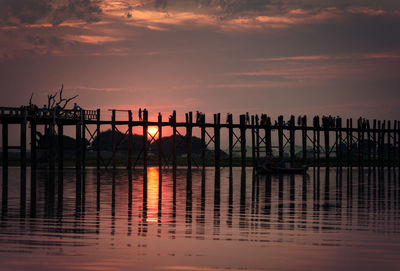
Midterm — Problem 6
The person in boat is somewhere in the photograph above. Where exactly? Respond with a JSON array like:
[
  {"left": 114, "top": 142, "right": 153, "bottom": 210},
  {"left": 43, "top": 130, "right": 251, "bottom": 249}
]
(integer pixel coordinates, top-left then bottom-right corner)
[
  {"left": 263, "top": 151, "right": 279, "bottom": 168},
  {"left": 276, "top": 160, "right": 285, "bottom": 168},
  {"left": 262, "top": 152, "right": 287, "bottom": 169}
]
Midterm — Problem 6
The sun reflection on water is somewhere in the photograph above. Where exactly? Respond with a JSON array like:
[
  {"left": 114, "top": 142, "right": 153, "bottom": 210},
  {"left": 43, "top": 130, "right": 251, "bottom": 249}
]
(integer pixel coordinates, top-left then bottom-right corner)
[{"left": 146, "top": 167, "right": 159, "bottom": 222}]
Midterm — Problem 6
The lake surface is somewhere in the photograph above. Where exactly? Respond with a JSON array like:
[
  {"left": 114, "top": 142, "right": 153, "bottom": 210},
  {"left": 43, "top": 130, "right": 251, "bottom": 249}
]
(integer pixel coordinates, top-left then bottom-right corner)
[{"left": 0, "top": 166, "right": 400, "bottom": 271}]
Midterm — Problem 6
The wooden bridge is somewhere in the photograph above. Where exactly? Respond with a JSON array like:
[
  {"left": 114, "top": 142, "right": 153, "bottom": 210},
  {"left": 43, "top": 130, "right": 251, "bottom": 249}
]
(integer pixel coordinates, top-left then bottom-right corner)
[{"left": 1, "top": 106, "right": 399, "bottom": 175}]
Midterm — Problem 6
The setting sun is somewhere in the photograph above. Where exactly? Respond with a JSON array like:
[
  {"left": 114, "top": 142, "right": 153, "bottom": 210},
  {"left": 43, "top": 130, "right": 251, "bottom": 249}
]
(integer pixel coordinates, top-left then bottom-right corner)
[{"left": 147, "top": 126, "right": 159, "bottom": 137}]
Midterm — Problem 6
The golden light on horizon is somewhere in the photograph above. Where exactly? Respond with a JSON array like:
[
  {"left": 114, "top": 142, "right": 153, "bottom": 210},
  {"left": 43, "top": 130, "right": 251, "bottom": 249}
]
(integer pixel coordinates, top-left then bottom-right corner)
[{"left": 147, "top": 126, "right": 159, "bottom": 138}]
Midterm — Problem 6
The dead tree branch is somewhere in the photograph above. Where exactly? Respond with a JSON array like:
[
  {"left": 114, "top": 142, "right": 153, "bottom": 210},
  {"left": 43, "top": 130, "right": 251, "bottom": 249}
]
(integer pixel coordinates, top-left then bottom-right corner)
[
  {"left": 45, "top": 84, "right": 79, "bottom": 110},
  {"left": 29, "top": 93, "right": 34, "bottom": 106}
]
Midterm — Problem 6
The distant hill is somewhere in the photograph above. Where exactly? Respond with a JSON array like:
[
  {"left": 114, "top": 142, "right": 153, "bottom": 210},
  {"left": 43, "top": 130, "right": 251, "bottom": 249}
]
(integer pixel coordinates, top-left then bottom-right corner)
[
  {"left": 37, "top": 132, "right": 88, "bottom": 150},
  {"left": 91, "top": 130, "right": 143, "bottom": 152},
  {"left": 91, "top": 130, "right": 227, "bottom": 157}
]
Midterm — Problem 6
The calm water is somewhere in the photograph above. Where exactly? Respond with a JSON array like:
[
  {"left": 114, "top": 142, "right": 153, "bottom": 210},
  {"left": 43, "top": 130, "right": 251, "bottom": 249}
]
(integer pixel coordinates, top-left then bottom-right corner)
[{"left": 1, "top": 166, "right": 400, "bottom": 271}]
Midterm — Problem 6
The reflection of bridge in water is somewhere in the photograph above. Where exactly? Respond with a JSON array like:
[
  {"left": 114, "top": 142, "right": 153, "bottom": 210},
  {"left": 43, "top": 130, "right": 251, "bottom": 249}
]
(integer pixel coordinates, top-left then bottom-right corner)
[{"left": 1, "top": 166, "right": 399, "bottom": 245}]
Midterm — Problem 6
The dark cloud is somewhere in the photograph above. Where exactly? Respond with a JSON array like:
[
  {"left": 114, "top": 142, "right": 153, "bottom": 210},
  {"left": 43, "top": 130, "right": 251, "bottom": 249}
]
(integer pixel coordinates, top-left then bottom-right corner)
[
  {"left": 0, "top": 0, "right": 52, "bottom": 25},
  {"left": 0, "top": 0, "right": 102, "bottom": 27},
  {"left": 25, "top": 34, "right": 64, "bottom": 48},
  {"left": 51, "top": 0, "right": 102, "bottom": 25},
  {"left": 194, "top": 0, "right": 400, "bottom": 18},
  {"left": 25, "top": 35, "right": 47, "bottom": 46},
  {"left": 154, "top": 0, "right": 168, "bottom": 10}
]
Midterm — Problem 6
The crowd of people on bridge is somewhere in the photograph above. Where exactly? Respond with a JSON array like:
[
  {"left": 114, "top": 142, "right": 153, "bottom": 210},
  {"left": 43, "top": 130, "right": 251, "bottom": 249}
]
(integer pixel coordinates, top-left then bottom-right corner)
[{"left": 23, "top": 102, "right": 82, "bottom": 118}]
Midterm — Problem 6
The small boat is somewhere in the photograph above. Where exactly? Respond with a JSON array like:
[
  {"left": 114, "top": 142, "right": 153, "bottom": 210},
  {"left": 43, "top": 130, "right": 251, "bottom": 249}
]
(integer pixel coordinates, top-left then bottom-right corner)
[{"left": 257, "top": 164, "right": 309, "bottom": 174}]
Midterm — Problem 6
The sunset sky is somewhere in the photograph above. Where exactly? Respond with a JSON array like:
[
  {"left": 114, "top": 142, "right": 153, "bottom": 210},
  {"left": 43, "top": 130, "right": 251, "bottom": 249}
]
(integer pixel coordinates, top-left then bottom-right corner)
[{"left": 1, "top": 0, "right": 400, "bottom": 121}]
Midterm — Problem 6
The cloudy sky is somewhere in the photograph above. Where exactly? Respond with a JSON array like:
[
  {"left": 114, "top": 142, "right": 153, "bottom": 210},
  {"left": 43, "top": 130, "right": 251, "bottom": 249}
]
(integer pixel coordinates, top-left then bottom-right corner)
[{"left": 1, "top": 0, "right": 400, "bottom": 121}]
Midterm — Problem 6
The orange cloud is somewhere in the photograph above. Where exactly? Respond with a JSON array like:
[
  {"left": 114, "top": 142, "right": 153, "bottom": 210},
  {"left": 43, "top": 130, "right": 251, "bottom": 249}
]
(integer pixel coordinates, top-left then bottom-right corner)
[{"left": 65, "top": 35, "right": 123, "bottom": 44}]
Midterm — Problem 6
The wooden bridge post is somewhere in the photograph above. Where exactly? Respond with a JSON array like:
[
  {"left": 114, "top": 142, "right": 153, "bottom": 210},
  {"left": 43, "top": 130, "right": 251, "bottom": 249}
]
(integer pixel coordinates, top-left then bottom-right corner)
[
  {"left": 323, "top": 117, "right": 330, "bottom": 167},
  {"left": 377, "top": 121, "right": 382, "bottom": 167},
  {"left": 201, "top": 113, "right": 206, "bottom": 168},
  {"left": 365, "top": 120, "right": 370, "bottom": 166},
  {"left": 256, "top": 115, "right": 260, "bottom": 161},
  {"left": 397, "top": 121, "right": 400, "bottom": 168},
  {"left": 278, "top": 115, "right": 284, "bottom": 161},
  {"left": 387, "top": 120, "right": 392, "bottom": 167},
  {"left": 186, "top": 112, "right": 193, "bottom": 170},
  {"left": 392, "top": 121, "right": 397, "bottom": 168},
  {"left": 302, "top": 116, "right": 307, "bottom": 163},
  {"left": 227, "top": 114, "right": 233, "bottom": 167},
  {"left": 312, "top": 117, "right": 317, "bottom": 167},
  {"left": 57, "top": 118, "right": 64, "bottom": 211},
  {"left": 48, "top": 111, "right": 56, "bottom": 207},
  {"left": 240, "top": 114, "right": 246, "bottom": 168},
  {"left": 313, "top": 116, "right": 320, "bottom": 167},
  {"left": 158, "top": 113, "right": 162, "bottom": 168},
  {"left": 372, "top": 120, "right": 377, "bottom": 167},
  {"left": 81, "top": 110, "right": 86, "bottom": 171},
  {"left": 339, "top": 118, "right": 344, "bottom": 166},
  {"left": 334, "top": 118, "right": 338, "bottom": 166},
  {"left": 345, "top": 119, "right": 349, "bottom": 166},
  {"left": 96, "top": 109, "right": 101, "bottom": 171},
  {"left": 357, "top": 118, "right": 362, "bottom": 167},
  {"left": 263, "top": 114, "right": 272, "bottom": 159},
  {"left": 172, "top": 110, "right": 177, "bottom": 170},
  {"left": 396, "top": 121, "right": 399, "bottom": 166},
  {"left": 20, "top": 108, "right": 27, "bottom": 210},
  {"left": 128, "top": 110, "right": 133, "bottom": 169},
  {"left": 76, "top": 112, "right": 82, "bottom": 171},
  {"left": 30, "top": 120, "right": 37, "bottom": 208},
  {"left": 21, "top": 109, "right": 27, "bottom": 171},
  {"left": 143, "top": 109, "right": 148, "bottom": 169},
  {"left": 336, "top": 118, "right": 342, "bottom": 166},
  {"left": 265, "top": 116, "right": 271, "bottom": 159},
  {"left": 289, "top": 115, "right": 295, "bottom": 165},
  {"left": 58, "top": 120, "right": 64, "bottom": 171},
  {"left": 382, "top": 121, "right": 386, "bottom": 166},
  {"left": 316, "top": 116, "right": 321, "bottom": 167},
  {"left": 350, "top": 118, "right": 354, "bottom": 167},
  {"left": 76, "top": 110, "right": 83, "bottom": 175},
  {"left": 362, "top": 119, "right": 366, "bottom": 167},
  {"left": 2, "top": 121, "right": 8, "bottom": 209},
  {"left": 347, "top": 119, "right": 352, "bottom": 167},
  {"left": 30, "top": 121, "right": 37, "bottom": 171},
  {"left": 49, "top": 110, "right": 56, "bottom": 172},
  {"left": 75, "top": 110, "right": 82, "bottom": 199},
  {"left": 111, "top": 109, "right": 116, "bottom": 170},
  {"left": 251, "top": 115, "right": 256, "bottom": 167},
  {"left": 214, "top": 113, "right": 221, "bottom": 169}
]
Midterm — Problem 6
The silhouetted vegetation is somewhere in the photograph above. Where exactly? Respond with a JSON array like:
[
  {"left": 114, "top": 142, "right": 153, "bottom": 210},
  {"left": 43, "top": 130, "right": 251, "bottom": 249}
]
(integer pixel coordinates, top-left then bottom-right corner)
[{"left": 90, "top": 129, "right": 227, "bottom": 157}]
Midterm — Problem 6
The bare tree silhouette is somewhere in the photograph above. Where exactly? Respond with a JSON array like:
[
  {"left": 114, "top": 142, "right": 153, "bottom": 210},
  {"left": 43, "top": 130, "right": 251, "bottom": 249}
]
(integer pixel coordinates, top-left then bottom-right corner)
[
  {"left": 29, "top": 84, "right": 80, "bottom": 164},
  {"left": 46, "top": 84, "right": 79, "bottom": 110}
]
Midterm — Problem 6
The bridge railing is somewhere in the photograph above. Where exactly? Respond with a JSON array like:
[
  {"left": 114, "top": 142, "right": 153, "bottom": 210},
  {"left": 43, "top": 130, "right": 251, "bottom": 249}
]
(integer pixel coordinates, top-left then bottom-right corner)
[
  {"left": 0, "top": 107, "right": 98, "bottom": 121},
  {"left": 0, "top": 107, "right": 25, "bottom": 117},
  {"left": 84, "top": 110, "right": 98, "bottom": 121}
]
